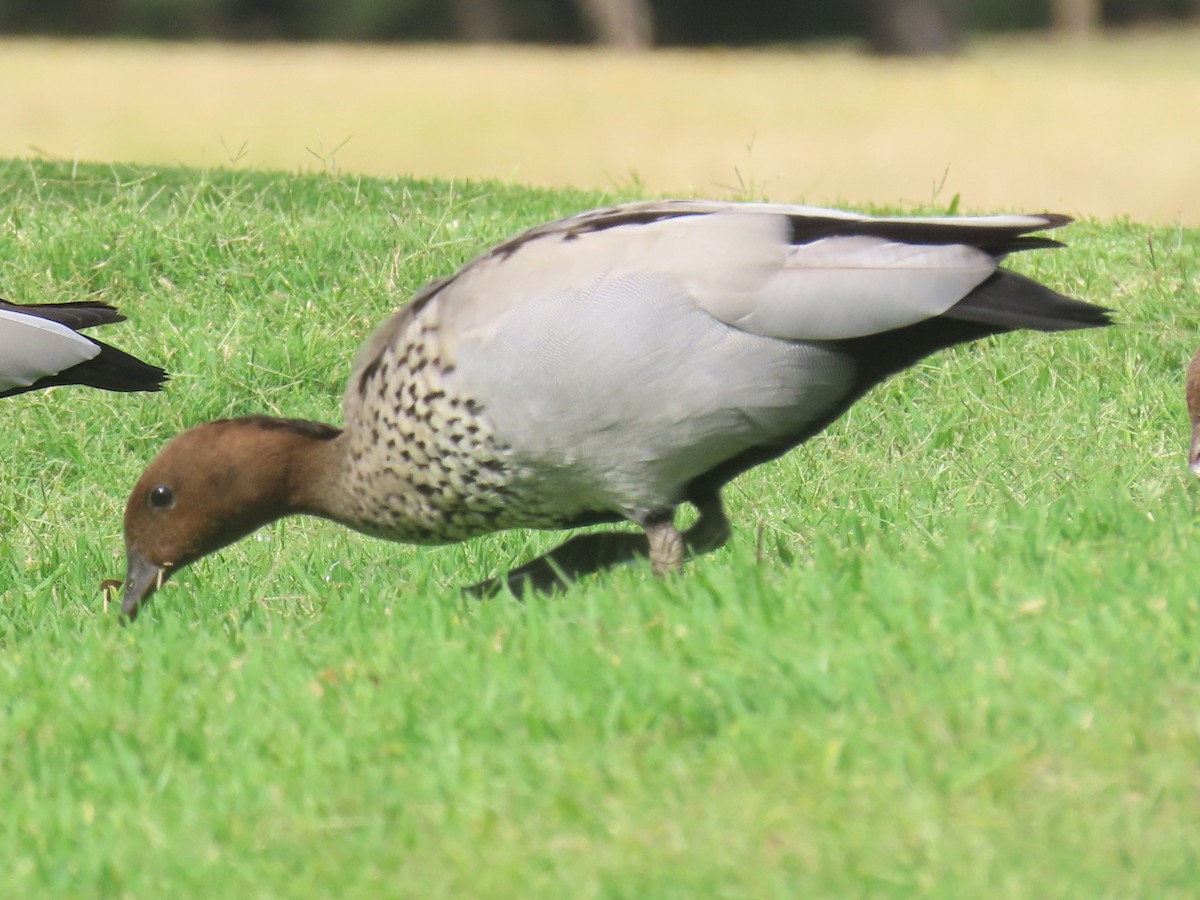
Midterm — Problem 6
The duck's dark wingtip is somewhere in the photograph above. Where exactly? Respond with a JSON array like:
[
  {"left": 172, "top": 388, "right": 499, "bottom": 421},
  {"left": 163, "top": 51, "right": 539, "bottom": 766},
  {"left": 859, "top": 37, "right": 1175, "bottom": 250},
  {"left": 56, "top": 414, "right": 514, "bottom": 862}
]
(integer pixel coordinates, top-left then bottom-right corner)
[
  {"left": 139, "top": 367, "right": 171, "bottom": 393},
  {"left": 98, "top": 357, "right": 171, "bottom": 394},
  {"left": 27, "top": 343, "right": 169, "bottom": 396},
  {"left": 1033, "top": 212, "right": 1075, "bottom": 230},
  {"left": 0, "top": 298, "right": 128, "bottom": 330}
]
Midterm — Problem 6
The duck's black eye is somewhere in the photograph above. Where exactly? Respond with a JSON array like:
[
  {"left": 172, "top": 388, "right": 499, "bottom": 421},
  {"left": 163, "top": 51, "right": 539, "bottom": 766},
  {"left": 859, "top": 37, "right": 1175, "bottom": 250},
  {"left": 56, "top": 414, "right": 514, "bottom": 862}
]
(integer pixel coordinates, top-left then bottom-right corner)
[{"left": 148, "top": 485, "right": 176, "bottom": 511}]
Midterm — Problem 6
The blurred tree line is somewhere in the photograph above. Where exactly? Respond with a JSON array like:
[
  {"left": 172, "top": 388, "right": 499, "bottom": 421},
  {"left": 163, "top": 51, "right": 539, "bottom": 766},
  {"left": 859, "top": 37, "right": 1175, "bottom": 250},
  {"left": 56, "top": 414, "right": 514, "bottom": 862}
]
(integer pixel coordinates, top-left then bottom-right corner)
[{"left": 0, "top": 0, "right": 1196, "bottom": 48}]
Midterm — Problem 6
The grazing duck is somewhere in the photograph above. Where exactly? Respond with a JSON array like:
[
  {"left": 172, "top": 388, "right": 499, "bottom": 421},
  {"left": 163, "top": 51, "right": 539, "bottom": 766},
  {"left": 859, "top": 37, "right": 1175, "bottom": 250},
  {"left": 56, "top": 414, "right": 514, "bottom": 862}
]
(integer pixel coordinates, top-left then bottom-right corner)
[
  {"left": 1, "top": 298, "right": 167, "bottom": 398},
  {"left": 1189, "top": 347, "right": 1200, "bottom": 476},
  {"left": 119, "top": 201, "right": 1112, "bottom": 619}
]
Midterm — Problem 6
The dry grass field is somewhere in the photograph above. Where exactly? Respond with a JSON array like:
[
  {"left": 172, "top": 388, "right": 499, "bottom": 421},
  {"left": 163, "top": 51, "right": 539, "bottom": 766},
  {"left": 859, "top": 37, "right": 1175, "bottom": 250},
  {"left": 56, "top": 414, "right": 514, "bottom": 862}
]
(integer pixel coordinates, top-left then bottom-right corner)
[{"left": 1, "top": 29, "right": 1197, "bottom": 223}]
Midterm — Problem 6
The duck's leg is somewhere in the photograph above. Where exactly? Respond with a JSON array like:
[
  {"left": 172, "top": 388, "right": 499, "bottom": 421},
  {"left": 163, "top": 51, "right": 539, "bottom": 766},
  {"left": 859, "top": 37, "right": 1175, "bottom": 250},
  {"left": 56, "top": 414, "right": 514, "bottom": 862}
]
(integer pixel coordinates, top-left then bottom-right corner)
[
  {"left": 643, "top": 491, "right": 733, "bottom": 570},
  {"left": 682, "top": 490, "right": 731, "bottom": 556},
  {"left": 464, "top": 491, "right": 732, "bottom": 598},
  {"left": 644, "top": 511, "right": 685, "bottom": 577}
]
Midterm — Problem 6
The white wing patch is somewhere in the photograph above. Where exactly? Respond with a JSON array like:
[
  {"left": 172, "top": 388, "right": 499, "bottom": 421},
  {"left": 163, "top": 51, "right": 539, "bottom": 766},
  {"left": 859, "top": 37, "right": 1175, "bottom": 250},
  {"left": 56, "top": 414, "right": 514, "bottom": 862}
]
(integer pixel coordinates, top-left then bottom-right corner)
[{"left": 0, "top": 309, "right": 99, "bottom": 392}]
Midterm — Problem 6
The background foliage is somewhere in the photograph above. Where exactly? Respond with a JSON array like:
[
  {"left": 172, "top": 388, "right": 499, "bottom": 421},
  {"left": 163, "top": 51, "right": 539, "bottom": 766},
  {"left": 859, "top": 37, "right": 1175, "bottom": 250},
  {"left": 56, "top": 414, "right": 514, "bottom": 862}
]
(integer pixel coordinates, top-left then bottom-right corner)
[{"left": 0, "top": 0, "right": 1196, "bottom": 43}]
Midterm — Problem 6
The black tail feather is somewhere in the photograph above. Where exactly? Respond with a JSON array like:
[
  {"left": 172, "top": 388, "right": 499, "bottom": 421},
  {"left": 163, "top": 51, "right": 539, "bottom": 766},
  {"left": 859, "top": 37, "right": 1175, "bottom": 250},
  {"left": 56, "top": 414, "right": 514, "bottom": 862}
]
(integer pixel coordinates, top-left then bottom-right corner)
[
  {"left": 944, "top": 270, "right": 1114, "bottom": 332},
  {"left": 66, "top": 340, "right": 170, "bottom": 393},
  {"left": 837, "top": 269, "right": 1111, "bottom": 395}
]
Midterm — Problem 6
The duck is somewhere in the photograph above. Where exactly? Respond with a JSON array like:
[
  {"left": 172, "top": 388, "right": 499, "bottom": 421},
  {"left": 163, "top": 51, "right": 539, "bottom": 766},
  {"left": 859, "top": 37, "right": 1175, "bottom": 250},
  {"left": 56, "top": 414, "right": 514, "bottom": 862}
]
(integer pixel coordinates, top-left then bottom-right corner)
[
  {"left": 1189, "top": 347, "right": 1200, "bottom": 476},
  {"left": 119, "top": 200, "right": 1113, "bottom": 619},
  {"left": 1, "top": 298, "right": 167, "bottom": 398}
]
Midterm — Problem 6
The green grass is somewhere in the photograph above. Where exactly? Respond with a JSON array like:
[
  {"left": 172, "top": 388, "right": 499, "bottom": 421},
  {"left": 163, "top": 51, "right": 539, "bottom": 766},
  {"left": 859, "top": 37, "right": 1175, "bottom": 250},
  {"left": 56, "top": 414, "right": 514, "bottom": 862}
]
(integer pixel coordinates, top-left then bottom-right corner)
[{"left": 2, "top": 158, "right": 1199, "bottom": 897}]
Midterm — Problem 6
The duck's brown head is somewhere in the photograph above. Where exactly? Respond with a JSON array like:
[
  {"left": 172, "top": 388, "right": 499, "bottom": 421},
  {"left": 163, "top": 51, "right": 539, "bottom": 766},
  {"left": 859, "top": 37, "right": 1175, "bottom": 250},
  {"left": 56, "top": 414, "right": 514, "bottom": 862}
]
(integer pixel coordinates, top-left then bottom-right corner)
[
  {"left": 121, "top": 416, "right": 342, "bottom": 621},
  {"left": 1189, "top": 348, "right": 1200, "bottom": 477}
]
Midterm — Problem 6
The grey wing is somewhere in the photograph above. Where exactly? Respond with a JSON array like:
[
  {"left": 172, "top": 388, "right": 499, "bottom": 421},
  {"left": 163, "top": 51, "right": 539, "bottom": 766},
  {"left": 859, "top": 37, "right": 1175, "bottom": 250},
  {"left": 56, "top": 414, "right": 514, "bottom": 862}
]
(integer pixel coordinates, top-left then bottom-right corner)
[{"left": 435, "top": 201, "right": 1055, "bottom": 344}]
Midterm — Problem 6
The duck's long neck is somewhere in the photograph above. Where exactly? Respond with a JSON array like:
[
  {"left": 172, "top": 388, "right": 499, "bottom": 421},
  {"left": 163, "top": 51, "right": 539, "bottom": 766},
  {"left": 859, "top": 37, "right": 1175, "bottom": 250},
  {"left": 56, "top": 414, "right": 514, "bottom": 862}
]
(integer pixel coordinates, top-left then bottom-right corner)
[{"left": 284, "top": 427, "right": 356, "bottom": 523}]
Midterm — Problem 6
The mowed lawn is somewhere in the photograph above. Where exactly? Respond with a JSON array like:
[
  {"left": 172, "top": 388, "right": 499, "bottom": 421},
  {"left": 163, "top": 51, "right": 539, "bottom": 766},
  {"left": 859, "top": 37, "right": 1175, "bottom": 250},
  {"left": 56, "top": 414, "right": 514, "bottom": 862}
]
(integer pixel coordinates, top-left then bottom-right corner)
[
  {"left": 1, "top": 158, "right": 1199, "bottom": 896},
  {"left": 2, "top": 29, "right": 1200, "bottom": 224}
]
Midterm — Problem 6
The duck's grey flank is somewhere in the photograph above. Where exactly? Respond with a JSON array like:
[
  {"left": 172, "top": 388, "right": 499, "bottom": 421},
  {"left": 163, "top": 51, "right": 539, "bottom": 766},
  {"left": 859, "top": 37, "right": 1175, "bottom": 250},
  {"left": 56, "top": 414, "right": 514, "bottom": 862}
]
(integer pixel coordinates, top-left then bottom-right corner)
[{"left": 336, "top": 202, "right": 1108, "bottom": 552}]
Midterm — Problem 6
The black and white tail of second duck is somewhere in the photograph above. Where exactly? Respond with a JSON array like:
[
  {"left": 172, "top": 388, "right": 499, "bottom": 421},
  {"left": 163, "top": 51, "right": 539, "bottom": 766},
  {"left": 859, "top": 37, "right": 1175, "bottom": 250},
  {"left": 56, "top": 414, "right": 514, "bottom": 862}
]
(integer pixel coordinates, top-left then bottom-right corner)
[
  {"left": 119, "top": 201, "right": 1112, "bottom": 617},
  {"left": 0, "top": 299, "right": 168, "bottom": 398}
]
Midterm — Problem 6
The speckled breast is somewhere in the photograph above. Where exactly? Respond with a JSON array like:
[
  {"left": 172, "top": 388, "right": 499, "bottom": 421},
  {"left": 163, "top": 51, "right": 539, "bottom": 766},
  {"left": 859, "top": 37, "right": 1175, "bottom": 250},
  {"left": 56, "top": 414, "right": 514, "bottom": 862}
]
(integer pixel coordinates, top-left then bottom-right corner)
[{"left": 337, "top": 300, "right": 567, "bottom": 544}]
